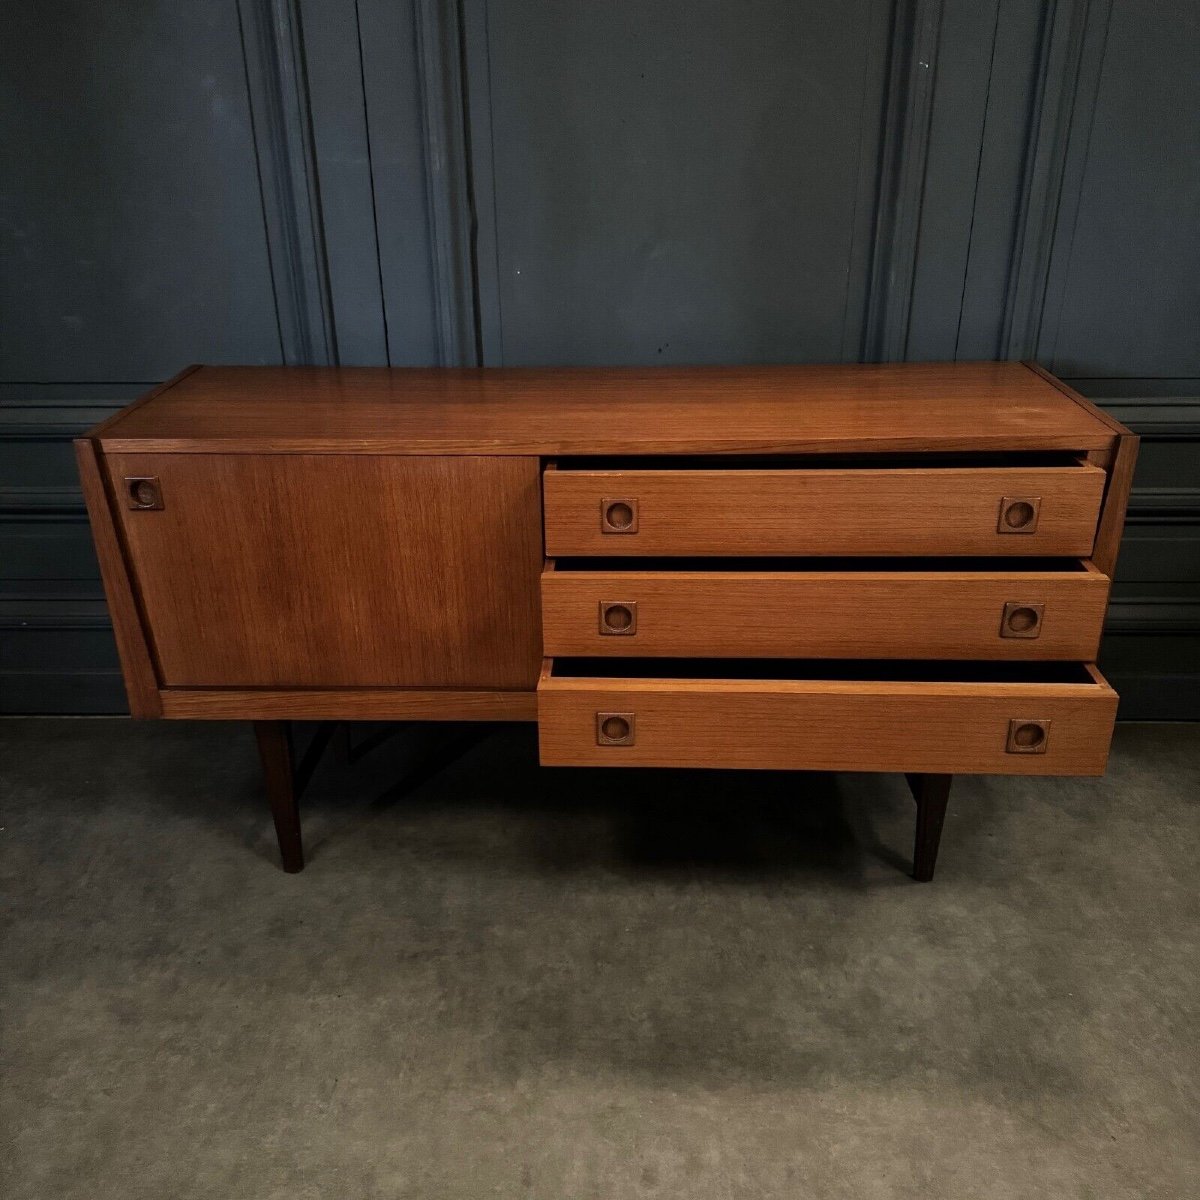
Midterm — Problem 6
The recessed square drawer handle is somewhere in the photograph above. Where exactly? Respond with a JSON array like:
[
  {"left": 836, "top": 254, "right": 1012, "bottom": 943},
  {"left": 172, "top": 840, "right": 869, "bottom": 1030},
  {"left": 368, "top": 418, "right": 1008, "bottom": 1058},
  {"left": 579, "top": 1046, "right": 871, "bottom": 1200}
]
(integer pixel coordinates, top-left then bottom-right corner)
[
  {"left": 1006, "top": 719, "right": 1051, "bottom": 754},
  {"left": 1000, "top": 601, "right": 1044, "bottom": 638},
  {"left": 123, "top": 476, "right": 163, "bottom": 510},
  {"left": 596, "top": 712, "right": 636, "bottom": 746},
  {"left": 600, "top": 497, "right": 639, "bottom": 533},
  {"left": 997, "top": 495, "right": 1041, "bottom": 533},
  {"left": 599, "top": 600, "right": 638, "bottom": 635}
]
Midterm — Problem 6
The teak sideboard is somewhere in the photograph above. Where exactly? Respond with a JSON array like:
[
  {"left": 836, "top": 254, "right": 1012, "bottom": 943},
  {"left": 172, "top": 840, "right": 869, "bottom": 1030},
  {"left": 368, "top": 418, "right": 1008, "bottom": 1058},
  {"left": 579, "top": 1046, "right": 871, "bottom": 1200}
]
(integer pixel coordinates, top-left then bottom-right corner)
[{"left": 77, "top": 362, "right": 1137, "bottom": 880}]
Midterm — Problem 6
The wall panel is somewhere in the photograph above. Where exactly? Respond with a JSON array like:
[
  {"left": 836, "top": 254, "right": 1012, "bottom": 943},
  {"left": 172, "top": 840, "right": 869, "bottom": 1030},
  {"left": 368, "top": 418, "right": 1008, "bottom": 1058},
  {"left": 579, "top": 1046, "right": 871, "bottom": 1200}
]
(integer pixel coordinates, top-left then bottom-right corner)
[
  {"left": 0, "top": 1, "right": 282, "bottom": 378},
  {"left": 1043, "top": 1, "right": 1200, "bottom": 377},
  {"left": 471, "top": 0, "right": 894, "bottom": 365}
]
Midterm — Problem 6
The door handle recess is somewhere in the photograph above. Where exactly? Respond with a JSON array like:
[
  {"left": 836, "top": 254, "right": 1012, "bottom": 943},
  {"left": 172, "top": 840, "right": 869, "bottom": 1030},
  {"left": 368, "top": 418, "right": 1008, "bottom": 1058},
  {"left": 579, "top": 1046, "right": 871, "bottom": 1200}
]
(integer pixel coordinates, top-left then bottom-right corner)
[
  {"left": 600, "top": 497, "right": 639, "bottom": 533},
  {"left": 123, "top": 476, "right": 163, "bottom": 510},
  {"left": 599, "top": 601, "right": 638, "bottom": 635},
  {"left": 1006, "top": 719, "right": 1050, "bottom": 754},
  {"left": 997, "top": 496, "right": 1040, "bottom": 533},
  {"left": 1000, "top": 601, "right": 1044, "bottom": 638},
  {"left": 596, "top": 712, "right": 635, "bottom": 746}
]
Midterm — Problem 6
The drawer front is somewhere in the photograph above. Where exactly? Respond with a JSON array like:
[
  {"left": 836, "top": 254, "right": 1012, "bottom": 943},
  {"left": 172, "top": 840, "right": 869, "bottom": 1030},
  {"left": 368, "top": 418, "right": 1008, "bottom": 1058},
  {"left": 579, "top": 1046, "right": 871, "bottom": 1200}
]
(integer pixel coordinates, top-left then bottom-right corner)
[
  {"left": 542, "top": 564, "right": 1111, "bottom": 660},
  {"left": 538, "top": 664, "right": 1118, "bottom": 775},
  {"left": 543, "top": 465, "right": 1106, "bottom": 556}
]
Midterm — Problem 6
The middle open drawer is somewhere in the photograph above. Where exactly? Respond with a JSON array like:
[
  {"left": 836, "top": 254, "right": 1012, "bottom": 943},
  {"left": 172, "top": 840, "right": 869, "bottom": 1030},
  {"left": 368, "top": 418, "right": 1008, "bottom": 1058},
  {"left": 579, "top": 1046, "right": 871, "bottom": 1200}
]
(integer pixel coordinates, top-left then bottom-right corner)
[{"left": 542, "top": 558, "right": 1110, "bottom": 660}]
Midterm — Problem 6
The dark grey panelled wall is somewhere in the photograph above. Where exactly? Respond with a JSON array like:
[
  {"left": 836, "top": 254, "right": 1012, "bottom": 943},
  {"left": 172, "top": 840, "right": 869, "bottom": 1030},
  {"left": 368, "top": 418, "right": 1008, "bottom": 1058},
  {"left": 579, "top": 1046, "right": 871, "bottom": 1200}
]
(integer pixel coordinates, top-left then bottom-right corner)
[{"left": 2, "top": 0, "right": 1197, "bottom": 715}]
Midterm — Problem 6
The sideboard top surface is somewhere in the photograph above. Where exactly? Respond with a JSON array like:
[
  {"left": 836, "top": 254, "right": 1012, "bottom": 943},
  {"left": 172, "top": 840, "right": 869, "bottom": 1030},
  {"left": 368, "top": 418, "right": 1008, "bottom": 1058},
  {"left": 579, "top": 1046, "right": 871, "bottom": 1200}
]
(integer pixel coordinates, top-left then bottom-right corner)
[{"left": 93, "top": 362, "right": 1122, "bottom": 454}]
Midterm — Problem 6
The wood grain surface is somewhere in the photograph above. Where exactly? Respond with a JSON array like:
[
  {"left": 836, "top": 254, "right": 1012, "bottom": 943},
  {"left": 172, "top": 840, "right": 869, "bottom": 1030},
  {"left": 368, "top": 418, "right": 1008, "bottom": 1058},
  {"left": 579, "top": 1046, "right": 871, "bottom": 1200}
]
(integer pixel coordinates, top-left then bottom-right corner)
[
  {"left": 1090, "top": 435, "right": 1140, "bottom": 578},
  {"left": 543, "top": 464, "right": 1106, "bottom": 556},
  {"left": 1022, "top": 363, "right": 1140, "bottom": 579},
  {"left": 161, "top": 689, "right": 537, "bottom": 720},
  {"left": 106, "top": 453, "right": 543, "bottom": 688},
  {"left": 95, "top": 362, "right": 1121, "bottom": 455},
  {"left": 541, "top": 562, "right": 1111, "bottom": 659},
  {"left": 74, "top": 438, "right": 163, "bottom": 716},
  {"left": 538, "top": 662, "right": 1118, "bottom": 775}
]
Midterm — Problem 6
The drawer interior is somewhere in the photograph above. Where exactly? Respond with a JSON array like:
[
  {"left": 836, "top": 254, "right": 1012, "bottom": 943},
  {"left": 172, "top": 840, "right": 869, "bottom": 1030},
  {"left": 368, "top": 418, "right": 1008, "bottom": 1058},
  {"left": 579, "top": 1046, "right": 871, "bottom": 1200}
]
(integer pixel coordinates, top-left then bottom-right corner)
[
  {"left": 547, "top": 555, "right": 1097, "bottom": 573},
  {"left": 549, "top": 451, "right": 1094, "bottom": 470},
  {"left": 547, "top": 658, "right": 1105, "bottom": 685}
]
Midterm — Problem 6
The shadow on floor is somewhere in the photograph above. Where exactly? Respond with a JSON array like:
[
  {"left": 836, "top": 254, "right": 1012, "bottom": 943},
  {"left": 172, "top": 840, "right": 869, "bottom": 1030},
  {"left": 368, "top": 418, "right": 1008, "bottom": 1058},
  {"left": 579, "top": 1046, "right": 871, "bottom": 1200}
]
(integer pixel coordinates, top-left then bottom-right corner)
[{"left": 287, "top": 721, "right": 916, "bottom": 885}]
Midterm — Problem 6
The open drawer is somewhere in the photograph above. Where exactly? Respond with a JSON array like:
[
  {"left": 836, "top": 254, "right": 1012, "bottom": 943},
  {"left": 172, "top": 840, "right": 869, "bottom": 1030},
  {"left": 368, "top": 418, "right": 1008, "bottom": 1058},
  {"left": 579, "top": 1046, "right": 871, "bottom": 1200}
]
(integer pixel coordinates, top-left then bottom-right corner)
[
  {"left": 543, "top": 456, "right": 1106, "bottom": 557},
  {"left": 538, "top": 659, "right": 1118, "bottom": 776},
  {"left": 541, "top": 557, "right": 1111, "bottom": 660}
]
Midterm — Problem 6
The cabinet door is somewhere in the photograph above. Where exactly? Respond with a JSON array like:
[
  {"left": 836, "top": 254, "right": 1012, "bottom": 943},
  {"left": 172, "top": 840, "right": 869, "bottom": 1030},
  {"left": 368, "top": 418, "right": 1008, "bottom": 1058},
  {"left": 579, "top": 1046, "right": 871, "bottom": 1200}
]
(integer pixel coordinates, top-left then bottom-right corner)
[{"left": 105, "top": 454, "right": 543, "bottom": 688}]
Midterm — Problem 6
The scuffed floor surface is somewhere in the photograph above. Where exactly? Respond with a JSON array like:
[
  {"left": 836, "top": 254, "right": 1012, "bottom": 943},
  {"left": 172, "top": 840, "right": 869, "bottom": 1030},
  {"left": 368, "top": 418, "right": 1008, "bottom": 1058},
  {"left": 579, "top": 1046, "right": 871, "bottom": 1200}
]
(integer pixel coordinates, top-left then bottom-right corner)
[{"left": 1, "top": 718, "right": 1198, "bottom": 1199}]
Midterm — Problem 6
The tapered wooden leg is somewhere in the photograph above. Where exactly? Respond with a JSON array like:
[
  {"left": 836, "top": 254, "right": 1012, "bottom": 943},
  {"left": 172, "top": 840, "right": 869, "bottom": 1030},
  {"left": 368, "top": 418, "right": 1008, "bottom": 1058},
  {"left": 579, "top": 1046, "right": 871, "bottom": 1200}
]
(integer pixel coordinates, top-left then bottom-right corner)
[
  {"left": 254, "top": 721, "right": 304, "bottom": 873},
  {"left": 906, "top": 772, "right": 952, "bottom": 882}
]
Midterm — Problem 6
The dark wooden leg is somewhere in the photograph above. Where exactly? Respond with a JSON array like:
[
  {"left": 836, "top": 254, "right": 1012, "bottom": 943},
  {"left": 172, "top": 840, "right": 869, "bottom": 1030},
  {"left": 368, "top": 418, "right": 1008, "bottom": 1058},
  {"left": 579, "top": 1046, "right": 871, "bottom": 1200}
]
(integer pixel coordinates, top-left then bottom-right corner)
[
  {"left": 906, "top": 773, "right": 952, "bottom": 882},
  {"left": 333, "top": 723, "right": 353, "bottom": 765},
  {"left": 254, "top": 721, "right": 304, "bottom": 873}
]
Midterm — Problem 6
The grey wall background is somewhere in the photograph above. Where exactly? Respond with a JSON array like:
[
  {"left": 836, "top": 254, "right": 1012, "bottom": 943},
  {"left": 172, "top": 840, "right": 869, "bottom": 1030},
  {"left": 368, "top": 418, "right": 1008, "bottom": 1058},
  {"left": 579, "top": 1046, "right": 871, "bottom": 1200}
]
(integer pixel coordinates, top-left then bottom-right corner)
[{"left": 2, "top": 0, "right": 1197, "bottom": 716}]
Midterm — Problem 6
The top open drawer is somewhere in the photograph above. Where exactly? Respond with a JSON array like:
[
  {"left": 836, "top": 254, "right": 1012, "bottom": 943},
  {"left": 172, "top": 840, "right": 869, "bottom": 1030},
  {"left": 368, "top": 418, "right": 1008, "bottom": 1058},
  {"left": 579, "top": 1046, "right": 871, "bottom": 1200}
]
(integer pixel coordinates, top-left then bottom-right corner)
[{"left": 543, "top": 458, "right": 1106, "bottom": 557}]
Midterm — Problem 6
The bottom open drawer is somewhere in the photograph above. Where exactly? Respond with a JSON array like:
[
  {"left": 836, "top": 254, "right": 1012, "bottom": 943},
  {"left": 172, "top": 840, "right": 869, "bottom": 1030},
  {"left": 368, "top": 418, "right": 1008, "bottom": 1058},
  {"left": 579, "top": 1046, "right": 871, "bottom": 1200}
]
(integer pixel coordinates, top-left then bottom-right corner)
[{"left": 538, "top": 659, "right": 1118, "bottom": 775}]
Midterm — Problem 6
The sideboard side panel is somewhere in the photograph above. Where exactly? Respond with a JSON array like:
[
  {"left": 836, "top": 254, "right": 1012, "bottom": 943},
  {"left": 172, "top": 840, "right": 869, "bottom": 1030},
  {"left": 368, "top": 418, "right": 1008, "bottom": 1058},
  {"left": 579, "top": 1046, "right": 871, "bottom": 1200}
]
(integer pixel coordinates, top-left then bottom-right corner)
[
  {"left": 74, "top": 439, "right": 163, "bottom": 716},
  {"left": 1089, "top": 434, "right": 1140, "bottom": 580}
]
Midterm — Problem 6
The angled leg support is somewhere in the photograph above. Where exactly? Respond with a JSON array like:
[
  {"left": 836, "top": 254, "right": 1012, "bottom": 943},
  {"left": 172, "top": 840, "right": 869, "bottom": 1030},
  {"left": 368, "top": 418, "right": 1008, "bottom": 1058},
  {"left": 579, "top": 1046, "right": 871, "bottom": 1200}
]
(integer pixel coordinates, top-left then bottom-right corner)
[{"left": 906, "top": 773, "right": 952, "bottom": 882}]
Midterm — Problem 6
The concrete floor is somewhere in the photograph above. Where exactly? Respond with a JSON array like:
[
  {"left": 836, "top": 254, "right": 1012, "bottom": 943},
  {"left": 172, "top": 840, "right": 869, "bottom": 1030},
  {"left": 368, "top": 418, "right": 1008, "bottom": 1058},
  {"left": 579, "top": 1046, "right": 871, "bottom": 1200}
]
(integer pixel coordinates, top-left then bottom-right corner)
[{"left": 1, "top": 719, "right": 1198, "bottom": 1199}]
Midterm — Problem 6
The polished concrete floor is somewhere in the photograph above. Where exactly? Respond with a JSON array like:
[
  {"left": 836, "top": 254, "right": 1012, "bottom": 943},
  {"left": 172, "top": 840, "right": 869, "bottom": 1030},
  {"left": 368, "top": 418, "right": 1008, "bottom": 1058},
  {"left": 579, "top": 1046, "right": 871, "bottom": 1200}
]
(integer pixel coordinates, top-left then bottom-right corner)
[{"left": 2, "top": 718, "right": 1198, "bottom": 1199}]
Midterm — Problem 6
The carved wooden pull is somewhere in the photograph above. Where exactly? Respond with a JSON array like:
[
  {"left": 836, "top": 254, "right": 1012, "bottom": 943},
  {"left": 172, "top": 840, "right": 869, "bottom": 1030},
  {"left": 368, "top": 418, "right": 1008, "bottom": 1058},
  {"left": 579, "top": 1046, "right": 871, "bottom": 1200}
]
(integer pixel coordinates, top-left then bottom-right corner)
[
  {"left": 124, "top": 476, "right": 163, "bottom": 510},
  {"left": 1006, "top": 719, "right": 1050, "bottom": 754},
  {"left": 599, "top": 600, "right": 638, "bottom": 635},
  {"left": 600, "top": 497, "right": 639, "bottom": 533},
  {"left": 596, "top": 712, "right": 635, "bottom": 745},
  {"left": 1000, "top": 601, "right": 1044, "bottom": 638},
  {"left": 997, "top": 495, "right": 1041, "bottom": 533}
]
